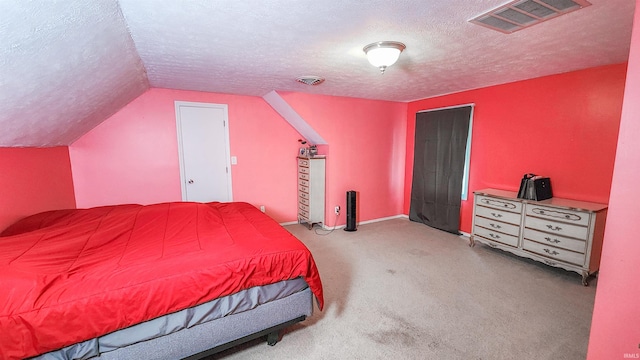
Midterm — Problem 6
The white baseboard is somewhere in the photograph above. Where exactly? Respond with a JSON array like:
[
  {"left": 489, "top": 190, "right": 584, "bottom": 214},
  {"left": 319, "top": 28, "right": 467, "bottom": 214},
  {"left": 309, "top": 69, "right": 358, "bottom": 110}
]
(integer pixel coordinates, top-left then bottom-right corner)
[
  {"left": 323, "top": 214, "right": 410, "bottom": 230},
  {"left": 357, "top": 214, "right": 408, "bottom": 226},
  {"left": 279, "top": 221, "right": 299, "bottom": 226},
  {"left": 283, "top": 215, "right": 470, "bottom": 236},
  {"left": 281, "top": 214, "right": 408, "bottom": 229}
]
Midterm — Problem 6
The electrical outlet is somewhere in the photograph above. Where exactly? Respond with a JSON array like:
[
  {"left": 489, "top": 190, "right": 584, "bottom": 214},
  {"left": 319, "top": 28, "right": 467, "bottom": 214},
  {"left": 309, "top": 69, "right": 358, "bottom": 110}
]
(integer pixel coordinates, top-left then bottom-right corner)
[
  {"left": 260, "top": 205, "right": 265, "bottom": 213},
  {"left": 334, "top": 205, "right": 340, "bottom": 215}
]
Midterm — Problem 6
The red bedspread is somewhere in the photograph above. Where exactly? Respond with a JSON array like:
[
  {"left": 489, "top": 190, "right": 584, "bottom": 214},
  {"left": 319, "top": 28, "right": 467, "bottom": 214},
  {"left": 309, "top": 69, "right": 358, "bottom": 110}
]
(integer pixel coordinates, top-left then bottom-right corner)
[{"left": 0, "top": 202, "right": 324, "bottom": 359}]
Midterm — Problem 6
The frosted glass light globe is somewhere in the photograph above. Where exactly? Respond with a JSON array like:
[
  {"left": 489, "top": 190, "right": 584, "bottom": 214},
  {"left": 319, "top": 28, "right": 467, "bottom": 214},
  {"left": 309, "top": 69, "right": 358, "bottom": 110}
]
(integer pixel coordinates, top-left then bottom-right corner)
[{"left": 363, "top": 41, "right": 406, "bottom": 74}]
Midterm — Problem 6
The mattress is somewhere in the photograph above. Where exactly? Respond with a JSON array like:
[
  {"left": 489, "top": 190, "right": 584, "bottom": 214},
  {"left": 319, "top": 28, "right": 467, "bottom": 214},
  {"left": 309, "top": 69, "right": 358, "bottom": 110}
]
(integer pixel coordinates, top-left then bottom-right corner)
[{"left": 0, "top": 202, "right": 324, "bottom": 359}]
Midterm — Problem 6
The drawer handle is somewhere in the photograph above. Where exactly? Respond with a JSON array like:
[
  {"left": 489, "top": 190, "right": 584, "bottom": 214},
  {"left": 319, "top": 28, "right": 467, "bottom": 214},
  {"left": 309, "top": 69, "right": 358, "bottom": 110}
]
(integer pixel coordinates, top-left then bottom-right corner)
[
  {"left": 489, "top": 233, "right": 501, "bottom": 239},
  {"left": 544, "top": 237, "right": 561, "bottom": 244},
  {"left": 543, "top": 248, "right": 560, "bottom": 256},
  {"left": 489, "top": 223, "right": 502, "bottom": 229},
  {"left": 488, "top": 242, "right": 497, "bottom": 248},
  {"left": 546, "top": 225, "right": 562, "bottom": 232},
  {"left": 490, "top": 212, "right": 503, "bottom": 218},
  {"left": 543, "top": 260, "right": 557, "bottom": 266}
]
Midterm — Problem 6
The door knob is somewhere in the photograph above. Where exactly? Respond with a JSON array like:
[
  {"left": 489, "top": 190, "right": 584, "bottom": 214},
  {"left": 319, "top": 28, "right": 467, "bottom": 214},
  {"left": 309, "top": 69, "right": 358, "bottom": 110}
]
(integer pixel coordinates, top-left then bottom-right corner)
[{"left": 188, "top": 179, "right": 194, "bottom": 184}]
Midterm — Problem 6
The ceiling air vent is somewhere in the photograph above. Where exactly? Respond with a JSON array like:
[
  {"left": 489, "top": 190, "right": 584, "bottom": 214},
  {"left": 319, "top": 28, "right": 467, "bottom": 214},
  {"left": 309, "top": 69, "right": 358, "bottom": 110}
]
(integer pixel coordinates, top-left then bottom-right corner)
[
  {"left": 469, "top": 0, "right": 592, "bottom": 34},
  {"left": 296, "top": 76, "right": 325, "bottom": 86}
]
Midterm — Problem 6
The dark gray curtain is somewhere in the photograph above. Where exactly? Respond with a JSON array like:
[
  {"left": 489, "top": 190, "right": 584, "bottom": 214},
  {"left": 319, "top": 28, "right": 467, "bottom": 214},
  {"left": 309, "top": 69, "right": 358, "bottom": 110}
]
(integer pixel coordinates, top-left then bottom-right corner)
[{"left": 409, "top": 106, "right": 471, "bottom": 234}]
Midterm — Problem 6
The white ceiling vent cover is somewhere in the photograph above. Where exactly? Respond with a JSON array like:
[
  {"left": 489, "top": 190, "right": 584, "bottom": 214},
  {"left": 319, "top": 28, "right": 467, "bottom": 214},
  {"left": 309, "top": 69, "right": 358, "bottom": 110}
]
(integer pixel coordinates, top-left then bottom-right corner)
[
  {"left": 296, "top": 76, "right": 325, "bottom": 86},
  {"left": 470, "top": 0, "right": 592, "bottom": 34}
]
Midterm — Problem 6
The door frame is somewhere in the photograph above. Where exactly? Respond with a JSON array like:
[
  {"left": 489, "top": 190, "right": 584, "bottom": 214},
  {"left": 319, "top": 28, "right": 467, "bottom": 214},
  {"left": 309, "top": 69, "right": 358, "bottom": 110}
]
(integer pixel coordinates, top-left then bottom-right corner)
[{"left": 175, "top": 101, "right": 233, "bottom": 202}]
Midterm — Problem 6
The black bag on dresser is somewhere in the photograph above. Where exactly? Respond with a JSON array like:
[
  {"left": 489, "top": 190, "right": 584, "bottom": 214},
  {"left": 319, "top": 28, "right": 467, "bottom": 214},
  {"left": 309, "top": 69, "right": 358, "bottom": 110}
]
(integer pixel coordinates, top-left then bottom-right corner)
[
  {"left": 517, "top": 173, "right": 535, "bottom": 199},
  {"left": 517, "top": 174, "right": 553, "bottom": 201}
]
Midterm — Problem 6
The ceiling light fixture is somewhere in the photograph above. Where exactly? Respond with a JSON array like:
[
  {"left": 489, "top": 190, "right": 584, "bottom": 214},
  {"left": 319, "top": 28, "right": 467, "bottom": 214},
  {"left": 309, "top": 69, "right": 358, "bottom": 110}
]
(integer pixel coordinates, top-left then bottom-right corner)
[{"left": 363, "top": 41, "right": 406, "bottom": 74}]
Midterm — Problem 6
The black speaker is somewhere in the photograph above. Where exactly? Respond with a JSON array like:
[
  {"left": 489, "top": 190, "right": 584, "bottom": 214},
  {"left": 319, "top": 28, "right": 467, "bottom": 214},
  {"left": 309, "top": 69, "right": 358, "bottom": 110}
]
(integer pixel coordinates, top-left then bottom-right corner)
[{"left": 345, "top": 190, "right": 357, "bottom": 232}]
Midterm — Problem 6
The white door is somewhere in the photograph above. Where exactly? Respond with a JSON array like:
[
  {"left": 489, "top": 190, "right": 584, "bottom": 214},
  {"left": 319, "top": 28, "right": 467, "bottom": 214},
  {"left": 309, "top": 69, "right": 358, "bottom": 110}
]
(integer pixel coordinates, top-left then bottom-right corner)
[{"left": 176, "top": 101, "right": 232, "bottom": 202}]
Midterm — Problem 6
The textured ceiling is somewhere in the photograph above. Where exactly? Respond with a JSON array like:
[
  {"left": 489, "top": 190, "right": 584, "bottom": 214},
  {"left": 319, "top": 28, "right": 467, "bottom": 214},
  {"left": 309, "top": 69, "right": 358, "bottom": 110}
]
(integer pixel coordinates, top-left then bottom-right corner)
[
  {"left": 0, "top": 0, "right": 148, "bottom": 147},
  {"left": 0, "top": 0, "right": 635, "bottom": 147}
]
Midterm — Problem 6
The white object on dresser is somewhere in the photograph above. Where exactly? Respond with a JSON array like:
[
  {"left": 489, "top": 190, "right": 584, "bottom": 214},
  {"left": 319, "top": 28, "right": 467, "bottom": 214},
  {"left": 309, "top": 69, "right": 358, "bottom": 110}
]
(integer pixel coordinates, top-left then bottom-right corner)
[
  {"left": 297, "top": 156, "right": 326, "bottom": 229},
  {"left": 470, "top": 188, "right": 607, "bottom": 286}
]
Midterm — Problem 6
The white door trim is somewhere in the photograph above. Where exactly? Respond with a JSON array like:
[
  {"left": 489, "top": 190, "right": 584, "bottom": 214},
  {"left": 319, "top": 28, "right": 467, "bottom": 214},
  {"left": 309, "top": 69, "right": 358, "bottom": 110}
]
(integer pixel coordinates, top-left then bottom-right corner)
[{"left": 175, "top": 101, "right": 233, "bottom": 202}]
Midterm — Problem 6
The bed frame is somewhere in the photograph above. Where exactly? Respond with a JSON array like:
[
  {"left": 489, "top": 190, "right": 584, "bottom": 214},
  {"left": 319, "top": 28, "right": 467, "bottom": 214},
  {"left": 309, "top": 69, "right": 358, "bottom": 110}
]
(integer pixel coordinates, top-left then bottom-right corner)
[
  {"left": 55, "top": 287, "right": 314, "bottom": 360},
  {"left": 181, "top": 288, "right": 313, "bottom": 360}
]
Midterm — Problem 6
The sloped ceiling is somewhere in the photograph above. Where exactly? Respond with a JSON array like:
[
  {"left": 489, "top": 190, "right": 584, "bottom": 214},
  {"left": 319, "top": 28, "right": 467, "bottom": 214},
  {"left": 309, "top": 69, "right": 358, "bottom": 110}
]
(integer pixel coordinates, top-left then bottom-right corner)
[
  {"left": 0, "top": 0, "right": 148, "bottom": 147},
  {"left": 0, "top": 0, "right": 635, "bottom": 147}
]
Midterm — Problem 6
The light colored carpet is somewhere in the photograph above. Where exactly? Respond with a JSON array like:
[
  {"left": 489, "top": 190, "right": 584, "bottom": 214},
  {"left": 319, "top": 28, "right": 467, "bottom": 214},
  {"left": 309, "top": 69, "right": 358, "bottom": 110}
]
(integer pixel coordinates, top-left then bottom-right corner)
[{"left": 210, "top": 218, "right": 596, "bottom": 360}]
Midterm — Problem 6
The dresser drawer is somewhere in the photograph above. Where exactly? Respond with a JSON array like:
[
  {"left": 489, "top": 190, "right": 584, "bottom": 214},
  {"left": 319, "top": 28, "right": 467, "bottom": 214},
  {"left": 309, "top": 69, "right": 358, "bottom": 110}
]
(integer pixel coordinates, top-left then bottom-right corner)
[
  {"left": 473, "top": 225, "right": 519, "bottom": 247},
  {"left": 298, "top": 166, "right": 309, "bottom": 175},
  {"left": 298, "top": 185, "right": 309, "bottom": 193},
  {"left": 299, "top": 197, "right": 309, "bottom": 206},
  {"left": 298, "top": 209, "right": 309, "bottom": 220},
  {"left": 298, "top": 202, "right": 310, "bottom": 212},
  {"left": 298, "top": 178, "right": 309, "bottom": 187},
  {"left": 475, "top": 205, "right": 521, "bottom": 226},
  {"left": 523, "top": 240, "right": 585, "bottom": 266},
  {"left": 298, "top": 158, "right": 310, "bottom": 167},
  {"left": 474, "top": 216, "right": 520, "bottom": 237},
  {"left": 524, "top": 216, "right": 588, "bottom": 240},
  {"left": 525, "top": 204, "right": 590, "bottom": 227},
  {"left": 523, "top": 228, "right": 586, "bottom": 254},
  {"left": 298, "top": 191, "right": 309, "bottom": 200},
  {"left": 299, "top": 172, "right": 309, "bottom": 181},
  {"left": 476, "top": 195, "right": 522, "bottom": 213}
]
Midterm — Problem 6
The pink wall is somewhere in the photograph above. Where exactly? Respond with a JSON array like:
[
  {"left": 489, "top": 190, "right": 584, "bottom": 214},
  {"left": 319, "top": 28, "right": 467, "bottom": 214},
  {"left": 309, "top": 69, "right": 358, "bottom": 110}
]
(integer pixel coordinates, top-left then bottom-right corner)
[
  {"left": 404, "top": 63, "right": 627, "bottom": 234},
  {"left": 69, "top": 88, "right": 407, "bottom": 225},
  {"left": 70, "top": 88, "right": 300, "bottom": 222},
  {"left": 0, "top": 147, "right": 76, "bottom": 232},
  {"left": 587, "top": 1, "right": 640, "bottom": 358},
  {"left": 279, "top": 92, "right": 407, "bottom": 225}
]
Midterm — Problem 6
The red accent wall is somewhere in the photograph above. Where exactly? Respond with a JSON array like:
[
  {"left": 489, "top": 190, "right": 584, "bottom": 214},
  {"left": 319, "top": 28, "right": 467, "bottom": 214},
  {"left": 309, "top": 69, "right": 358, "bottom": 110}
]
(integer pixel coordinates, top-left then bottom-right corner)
[
  {"left": 69, "top": 88, "right": 407, "bottom": 225},
  {"left": 588, "top": 1, "right": 640, "bottom": 357},
  {"left": 0, "top": 147, "right": 76, "bottom": 232},
  {"left": 404, "top": 63, "right": 627, "bottom": 234}
]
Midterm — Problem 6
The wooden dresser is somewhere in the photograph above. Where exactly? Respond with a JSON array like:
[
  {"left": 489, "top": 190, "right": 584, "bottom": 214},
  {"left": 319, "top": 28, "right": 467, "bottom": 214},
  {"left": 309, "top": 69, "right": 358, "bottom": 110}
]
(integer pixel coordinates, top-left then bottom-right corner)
[
  {"left": 470, "top": 188, "right": 607, "bottom": 285},
  {"left": 297, "top": 156, "right": 325, "bottom": 229}
]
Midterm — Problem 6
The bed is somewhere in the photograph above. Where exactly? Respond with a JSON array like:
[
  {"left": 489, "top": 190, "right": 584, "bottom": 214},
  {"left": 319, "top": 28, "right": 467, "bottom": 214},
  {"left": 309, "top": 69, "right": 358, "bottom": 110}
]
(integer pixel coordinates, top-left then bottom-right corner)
[{"left": 0, "top": 201, "right": 324, "bottom": 360}]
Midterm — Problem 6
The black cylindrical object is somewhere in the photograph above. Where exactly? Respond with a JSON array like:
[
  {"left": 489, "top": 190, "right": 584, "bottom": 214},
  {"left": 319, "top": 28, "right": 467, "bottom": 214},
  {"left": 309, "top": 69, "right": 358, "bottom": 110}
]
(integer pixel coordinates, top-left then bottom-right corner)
[{"left": 345, "top": 190, "right": 357, "bottom": 231}]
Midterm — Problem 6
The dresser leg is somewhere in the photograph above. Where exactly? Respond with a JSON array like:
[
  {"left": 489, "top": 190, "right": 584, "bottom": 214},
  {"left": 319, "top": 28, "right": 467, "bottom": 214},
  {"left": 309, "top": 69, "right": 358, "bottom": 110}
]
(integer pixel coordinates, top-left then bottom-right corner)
[
  {"left": 581, "top": 271, "right": 590, "bottom": 286},
  {"left": 469, "top": 235, "right": 475, "bottom": 247}
]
